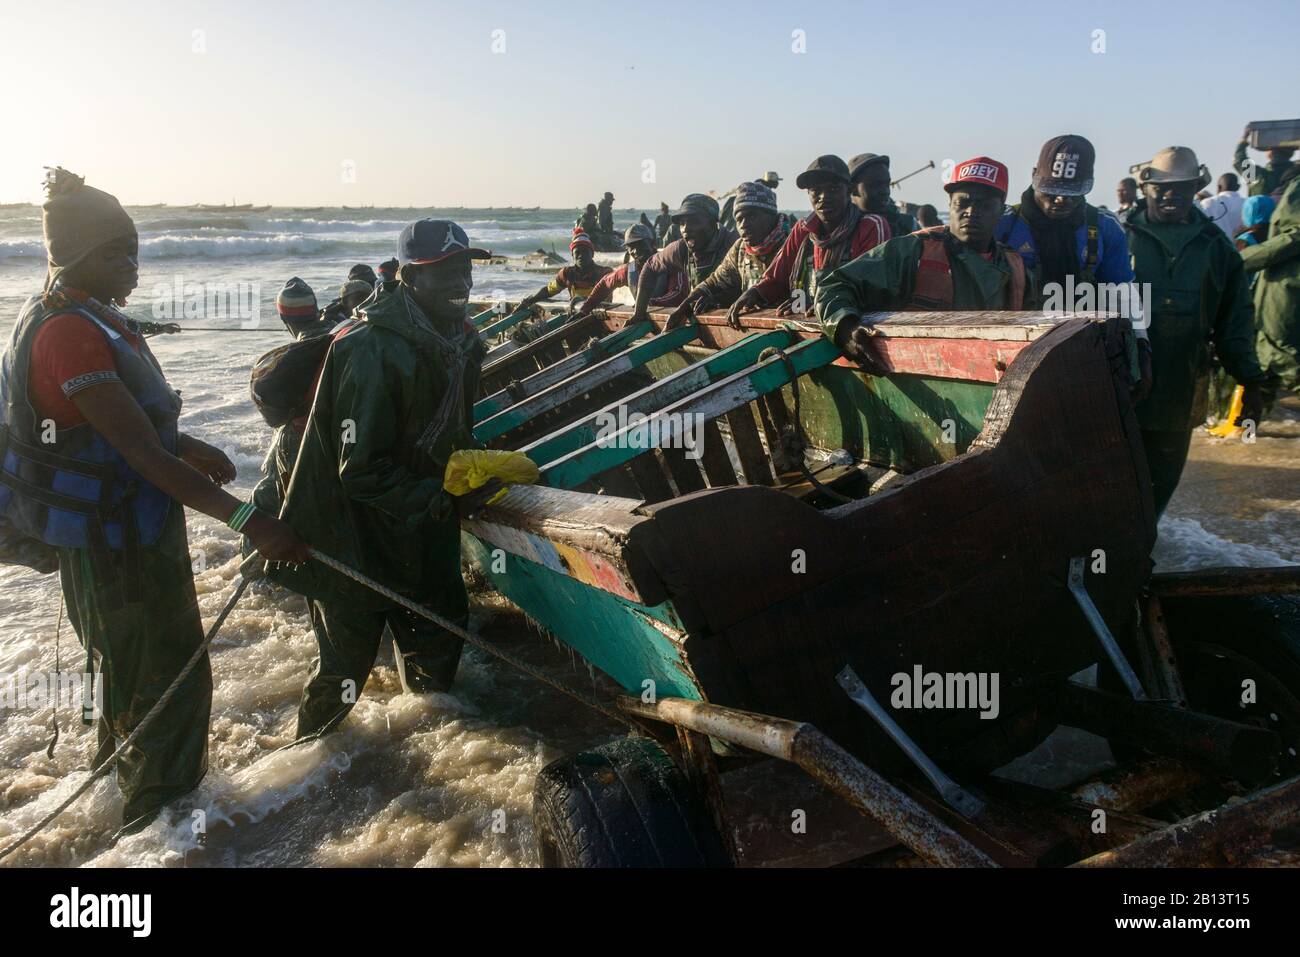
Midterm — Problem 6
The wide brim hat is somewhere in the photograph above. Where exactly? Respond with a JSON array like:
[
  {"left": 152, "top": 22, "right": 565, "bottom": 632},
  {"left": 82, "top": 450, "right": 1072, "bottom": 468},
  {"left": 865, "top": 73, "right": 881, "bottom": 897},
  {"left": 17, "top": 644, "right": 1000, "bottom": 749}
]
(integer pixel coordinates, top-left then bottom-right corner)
[{"left": 1131, "top": 147, "right": 1212, "bottom": 190}]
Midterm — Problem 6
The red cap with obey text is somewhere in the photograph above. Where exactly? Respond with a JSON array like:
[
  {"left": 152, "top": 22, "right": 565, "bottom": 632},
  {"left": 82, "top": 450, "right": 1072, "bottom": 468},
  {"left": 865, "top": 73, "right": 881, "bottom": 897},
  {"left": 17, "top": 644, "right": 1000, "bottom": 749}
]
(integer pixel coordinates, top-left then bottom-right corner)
[{"left": 944, "top": 156, "right": 1010, "bottom": 199}]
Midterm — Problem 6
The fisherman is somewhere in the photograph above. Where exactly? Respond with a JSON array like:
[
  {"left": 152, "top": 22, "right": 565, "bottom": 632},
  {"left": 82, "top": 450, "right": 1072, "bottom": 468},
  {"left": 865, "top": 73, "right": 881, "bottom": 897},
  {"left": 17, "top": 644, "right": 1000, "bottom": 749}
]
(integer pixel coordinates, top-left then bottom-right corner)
[
  {"left": 848, "top": 153, "right": 919, "bottom": 237},
  {"left": 598, "top": 191, "right": 615, "bottom": 238},
  {"left": 653, "top": 202, "right": 671, "bottom": 243},
  {"left": 665, "top": 181, "right": 789, "bottom": 328},
  {"left": 319, "top": 269, "right": 375, "bottom": 327},
  {"left": 517, "top": 229, "right": 613, "bottom": 309},
  {"left": 576, "top": 223, "right": 669, "bottom": 315},
  {"left": 721, "top": 172, "right": 787, "bottom": 235},
  {"left": 915, "top": 204, "right": 942, "bottom": 229},
  {"left": 579, "top": 203, "right": 600, "bottom": 236},
  {"left": 728, "top": 155, "right": 890, "bottom": 324},
  {"left": 1234, "top": 126, "right": 1296, "bottom": 197},
  {"left": 376, "top": 257, "right": 399, "bottom": 292},
  {"left": 994, "top": 135, "right": 1145, "bottom": 393},
  {"left": 1241, "top": 170, "right": 1300, "bottom": 408},
  {"left": 1115, "top": 177, "right": 1141, "bottom": 215},
  {"left": 269, "top": 219, "right": 500, "bottom": 734},
  {"left": 247, "top": 279, "right": 347, "bottom": 527},
  {"left": 0, "top": 168, "right": 307, "bottom": 832},
  {"left": 629, "top": 193, "right": 737, "bottom": 322},
  {"left": 815, "top": 155, "right": 1034, "bottom": 364},
  {"left": 1123, "top": 147, "right": 1267, "bottom": 515}
]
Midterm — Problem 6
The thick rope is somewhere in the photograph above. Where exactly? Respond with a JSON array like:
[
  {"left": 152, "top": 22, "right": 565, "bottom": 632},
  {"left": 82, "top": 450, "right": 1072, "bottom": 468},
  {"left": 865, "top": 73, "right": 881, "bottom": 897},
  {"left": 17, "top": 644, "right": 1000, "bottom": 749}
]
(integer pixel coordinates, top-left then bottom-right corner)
[{"left": 0, "top": 576, "right": 248, "bottom": 864}]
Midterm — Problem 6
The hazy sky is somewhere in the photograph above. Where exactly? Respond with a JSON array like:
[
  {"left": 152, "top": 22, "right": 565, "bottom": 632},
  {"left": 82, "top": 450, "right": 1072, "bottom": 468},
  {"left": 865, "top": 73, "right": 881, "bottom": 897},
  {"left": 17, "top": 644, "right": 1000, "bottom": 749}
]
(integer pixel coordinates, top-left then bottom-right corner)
[{"left": 1, "top": 0, "right": 1296, "bottom": 210}]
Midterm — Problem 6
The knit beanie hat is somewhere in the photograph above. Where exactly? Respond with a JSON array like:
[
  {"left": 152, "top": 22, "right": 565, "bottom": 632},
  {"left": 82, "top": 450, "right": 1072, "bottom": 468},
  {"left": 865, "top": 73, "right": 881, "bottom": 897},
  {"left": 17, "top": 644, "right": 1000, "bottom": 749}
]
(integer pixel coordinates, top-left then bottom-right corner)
[
  {"left": 732, "top": 181, "right": 779, "bottom": 215},
  {"left": 339, "top": 279, "right": 373, "bottom": 301},
  {"left": 276, "top": 277, "right": 318, "bottom": 322},
  {"left": 41, "top": 166, "right": 136, "bottom": 289},
  {"left": 347, "top": 263, "right": 377, "bottom": 285},
  {"left": 570, "top": 229, "right": 594, "bottom": 251}
]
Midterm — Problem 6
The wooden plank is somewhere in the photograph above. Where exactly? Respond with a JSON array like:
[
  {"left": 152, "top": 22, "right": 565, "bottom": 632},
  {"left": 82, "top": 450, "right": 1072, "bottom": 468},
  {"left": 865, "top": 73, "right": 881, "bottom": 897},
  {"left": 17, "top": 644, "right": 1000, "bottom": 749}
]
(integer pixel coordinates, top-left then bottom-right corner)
[
  {"left": 697, "top": 419, "right": 738, "bottom": 487},
  {"left": 521, "top": 329, "right": 797, "bottom": 468},
  {"left": 475, "top": 324, "right": 697, "bottom": 440},
  {"left": 627, "top": 450, "right": 676, "bottom": 504},
  {"left": 541, "top": 336, "right": 839, "bottom": 489},
  {"left": 660, "top": 445, "right": 706, "bottom": 495},
  {"left": 478, "top": 305, "right": 536, "bottom": 339},
  {"left": 725, "top": 405, "right": 774, "bottom": 486},
  {"left": 593, "top": 464, "right": 642, "bottom": 500}
]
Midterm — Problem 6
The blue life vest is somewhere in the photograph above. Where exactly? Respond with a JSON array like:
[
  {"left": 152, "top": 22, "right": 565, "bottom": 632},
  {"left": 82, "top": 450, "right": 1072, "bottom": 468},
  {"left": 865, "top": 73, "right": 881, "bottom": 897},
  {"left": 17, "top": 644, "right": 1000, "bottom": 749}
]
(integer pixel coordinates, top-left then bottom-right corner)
[{"left": 0, "top": 292, "right": 181, "bottom": 566}]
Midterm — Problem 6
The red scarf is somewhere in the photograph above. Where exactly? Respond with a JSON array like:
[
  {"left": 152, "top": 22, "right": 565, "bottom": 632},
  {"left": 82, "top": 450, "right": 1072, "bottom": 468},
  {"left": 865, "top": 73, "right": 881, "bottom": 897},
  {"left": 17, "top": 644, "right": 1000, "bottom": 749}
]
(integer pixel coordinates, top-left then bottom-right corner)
[{"left": 745, "top": 221, "right": 786, "bottom": 258}]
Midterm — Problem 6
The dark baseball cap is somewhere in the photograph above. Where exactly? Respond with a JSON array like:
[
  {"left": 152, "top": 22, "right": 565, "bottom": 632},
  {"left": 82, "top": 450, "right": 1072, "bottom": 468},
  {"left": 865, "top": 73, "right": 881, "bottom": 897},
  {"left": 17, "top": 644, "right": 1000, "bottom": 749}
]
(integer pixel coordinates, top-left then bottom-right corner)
[
  {"left": 396, "top": 219, "right": 492, "bottom": 266},
  {"left": 847, "top": 153, "right": 890, "bottom": 181},
  {"left": 1033, "top": 134, "right": 1096, "bottom": 197},
  {"left": 795, "top": 155, "right": 851, "bottom": 188},
  {"left": 670, "top": 193, "right": 720, "bottom": 222}
]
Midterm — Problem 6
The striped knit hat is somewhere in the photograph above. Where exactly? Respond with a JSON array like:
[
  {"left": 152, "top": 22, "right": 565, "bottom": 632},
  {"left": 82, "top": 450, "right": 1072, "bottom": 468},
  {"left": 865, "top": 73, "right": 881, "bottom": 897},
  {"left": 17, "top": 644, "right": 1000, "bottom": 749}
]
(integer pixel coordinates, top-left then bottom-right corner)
[
  {"left": 570, "top": 229, "right": 594, "bottom": 251},
  {"left": 276, "top": 277, "right": 317, "bottom": 321},
  {"left": 733, "top": 181, "right": 778, "bottom": 214}
]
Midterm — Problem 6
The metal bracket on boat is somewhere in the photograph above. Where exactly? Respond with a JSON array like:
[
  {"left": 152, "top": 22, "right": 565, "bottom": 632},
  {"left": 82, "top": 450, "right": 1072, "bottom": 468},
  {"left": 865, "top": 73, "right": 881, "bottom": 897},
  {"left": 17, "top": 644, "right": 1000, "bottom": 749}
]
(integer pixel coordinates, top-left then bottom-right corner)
[
  {"left": 1067, "top": 557, "right": 1147, "bottom": 700},
  {"left": 835, "top": 666, "right": 985, "bottom": 820}
]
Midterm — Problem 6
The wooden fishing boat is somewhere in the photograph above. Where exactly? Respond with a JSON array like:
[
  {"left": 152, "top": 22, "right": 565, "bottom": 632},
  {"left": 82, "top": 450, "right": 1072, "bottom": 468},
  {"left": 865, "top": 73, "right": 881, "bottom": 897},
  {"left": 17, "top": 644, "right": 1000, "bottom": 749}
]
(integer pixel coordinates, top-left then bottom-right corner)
[{"left": 460, "top": 302, "right": 1300, "bottom": 867}]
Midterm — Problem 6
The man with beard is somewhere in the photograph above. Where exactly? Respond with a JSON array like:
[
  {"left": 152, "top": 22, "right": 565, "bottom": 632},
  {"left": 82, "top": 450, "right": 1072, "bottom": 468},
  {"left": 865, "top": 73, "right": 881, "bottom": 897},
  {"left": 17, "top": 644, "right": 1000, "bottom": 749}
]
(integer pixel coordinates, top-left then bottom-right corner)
[
  {"left": 848, "top": 153, "right": 918, "bottom": 238},
  {"left": 518, "top": 229, "right": 613, "bottom": 309},
  {"left": 271, "top": 219, "right": 500, "bottom": 736},
  {"left": 0, "top": 168, "right": 306, "bottom": 832},
  {"left": 727, "top": 155, "right": 889, "bottom": 324},
  {"left": 815, "top": 155, "right": 1034, "bottom": 365},
  {"left": 1124, "top": 147, "right": 1267, "bottom": 515},
  {"left": 576, "top": 224, "right": 671, "bottom": 315},
  {"left": 629, "top": 194, "right": 737, "bottom": 322},
  {"left": 664, "top": 181, "right": 790, "bottom": 329}
]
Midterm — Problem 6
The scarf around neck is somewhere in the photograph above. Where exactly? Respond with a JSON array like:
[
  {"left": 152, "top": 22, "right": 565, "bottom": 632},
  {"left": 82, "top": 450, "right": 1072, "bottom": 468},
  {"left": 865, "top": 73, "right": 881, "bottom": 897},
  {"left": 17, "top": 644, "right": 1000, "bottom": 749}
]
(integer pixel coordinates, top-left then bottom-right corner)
[
  {"left": 1019, "top": 187, "right": 1085, "bottom": 290},
  {"left": 745, "top": 220, "right": 787, "bottom": 258},
  {"left": 808, "top": 204, "right": 862, "bottom": 271}
]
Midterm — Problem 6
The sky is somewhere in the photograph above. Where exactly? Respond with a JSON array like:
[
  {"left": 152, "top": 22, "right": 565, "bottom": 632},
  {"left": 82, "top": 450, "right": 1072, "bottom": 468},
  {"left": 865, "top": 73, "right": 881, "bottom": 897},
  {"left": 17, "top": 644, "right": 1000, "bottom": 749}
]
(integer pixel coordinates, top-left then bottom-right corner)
[{"left": 1, "top": 0, "right": 1297, "bottom": 211}]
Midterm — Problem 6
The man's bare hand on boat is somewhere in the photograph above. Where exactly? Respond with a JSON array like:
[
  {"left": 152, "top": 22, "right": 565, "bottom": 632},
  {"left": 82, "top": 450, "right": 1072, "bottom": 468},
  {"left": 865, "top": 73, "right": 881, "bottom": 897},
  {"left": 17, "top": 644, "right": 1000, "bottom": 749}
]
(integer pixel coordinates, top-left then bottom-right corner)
[
  {"left": 838, "top": 316, "right": 888, "bottom": 375},
  {"left": 727, "top": 287, "right": 767, "bottom": 328},
  {"left": 454, "top": 479, "right": 505, "bottom": 519}
]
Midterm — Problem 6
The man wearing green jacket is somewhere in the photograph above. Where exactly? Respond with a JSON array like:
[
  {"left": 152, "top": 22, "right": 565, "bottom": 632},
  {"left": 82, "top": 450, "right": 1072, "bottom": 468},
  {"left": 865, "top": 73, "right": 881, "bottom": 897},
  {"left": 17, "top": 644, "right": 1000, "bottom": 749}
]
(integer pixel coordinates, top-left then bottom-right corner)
[
  {"left": 1125, "top": 147, "right": 1267, "bottom": 516},
  {"left": 1234, "top": 128, "right": 1296, "bottom": 198},
  {"left": 816, "top": 155, "right": 1033, "bottom": 363},
  {"left": 1243, "top": 172, "right": 1300, "bottom": 401},
  {"left": 271, "top": 219, "right": 499, "bottom": 737}
]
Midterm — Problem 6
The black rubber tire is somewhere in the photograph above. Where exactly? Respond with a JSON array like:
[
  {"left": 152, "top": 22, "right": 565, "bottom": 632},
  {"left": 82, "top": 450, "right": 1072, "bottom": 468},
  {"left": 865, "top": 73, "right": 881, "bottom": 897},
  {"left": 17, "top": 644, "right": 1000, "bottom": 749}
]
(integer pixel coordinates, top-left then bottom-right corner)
[
  {"left": 531, "top": 736, "right": 732, "bottom": 868},
  {"left": 1159, "top": 593, "right": 1300, "bottom": 781}
]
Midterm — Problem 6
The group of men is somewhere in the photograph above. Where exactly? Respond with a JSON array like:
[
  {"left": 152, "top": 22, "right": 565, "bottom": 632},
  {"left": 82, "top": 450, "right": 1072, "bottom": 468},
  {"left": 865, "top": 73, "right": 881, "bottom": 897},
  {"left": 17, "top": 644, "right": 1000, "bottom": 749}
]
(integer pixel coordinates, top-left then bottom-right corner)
[
  {"left": 536, "top": 134, "right": 1297, "bottom": 519},
  {"left": 1, "top": 124, "right": 1296, "bottom": 833}
]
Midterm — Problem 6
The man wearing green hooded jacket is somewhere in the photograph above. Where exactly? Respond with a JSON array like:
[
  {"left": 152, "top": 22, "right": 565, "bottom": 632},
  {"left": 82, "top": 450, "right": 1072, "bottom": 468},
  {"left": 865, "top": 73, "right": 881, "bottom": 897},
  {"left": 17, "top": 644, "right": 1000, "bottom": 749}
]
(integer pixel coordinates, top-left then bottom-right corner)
[
  {"left": 1242, "top": 173, "right": 1300, "bottom": 403},
  {"left": 270, "top": 219, "right": 499, "bottom": 738},
  {"left": 1124, "top": 147, "right": 1267, "bottom": 516},
  {"left": 816, "top": 155, "right": 1034, "bottom": 363}
]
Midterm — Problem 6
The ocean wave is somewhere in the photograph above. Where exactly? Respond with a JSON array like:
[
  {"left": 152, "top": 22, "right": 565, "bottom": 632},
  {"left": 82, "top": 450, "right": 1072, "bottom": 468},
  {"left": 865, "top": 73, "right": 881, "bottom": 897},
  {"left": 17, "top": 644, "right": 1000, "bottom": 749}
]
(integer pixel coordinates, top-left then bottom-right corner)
[
  {"left": 140, "top": 233, "right": 390, "bottom": 259},
  {"left": 0, "top": 240, "right": 44, "bottom": 261}
]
